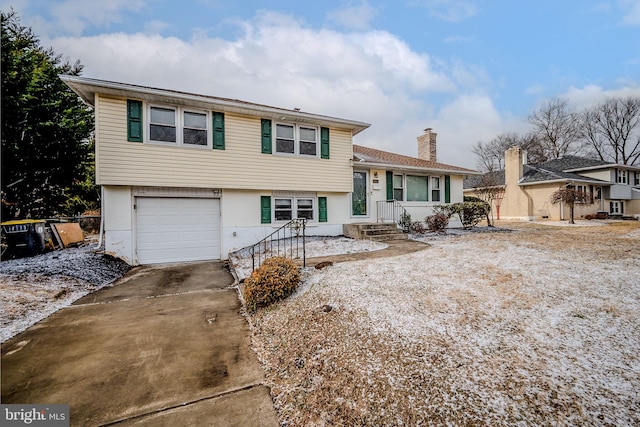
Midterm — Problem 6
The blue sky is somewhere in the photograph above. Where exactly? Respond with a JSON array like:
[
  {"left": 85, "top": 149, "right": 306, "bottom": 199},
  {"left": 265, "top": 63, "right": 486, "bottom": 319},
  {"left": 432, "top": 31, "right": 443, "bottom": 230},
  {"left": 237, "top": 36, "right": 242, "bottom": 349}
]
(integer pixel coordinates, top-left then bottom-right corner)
[{"left": 4, "top": 0, "right": 640, "bottom": 168}]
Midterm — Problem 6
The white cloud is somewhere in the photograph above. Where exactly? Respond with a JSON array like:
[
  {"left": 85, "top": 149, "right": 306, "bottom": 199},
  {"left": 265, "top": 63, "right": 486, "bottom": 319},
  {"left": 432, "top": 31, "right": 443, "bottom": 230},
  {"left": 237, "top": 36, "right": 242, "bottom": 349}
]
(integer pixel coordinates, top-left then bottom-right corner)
[
  {"left": 415, "top": 0, "right": 478, "bottom": 22},
  {"left": 49, "top": 0, "right": 146, "bottom": 36},
  {"left": 620, "top": 0, "right": 640, "bottom": 24},
  {"left": 563, "top": 84, "right": 640, "bottom": 109},
  {"left": 326, "top": 1, "right": 378, "bottom": 30}
]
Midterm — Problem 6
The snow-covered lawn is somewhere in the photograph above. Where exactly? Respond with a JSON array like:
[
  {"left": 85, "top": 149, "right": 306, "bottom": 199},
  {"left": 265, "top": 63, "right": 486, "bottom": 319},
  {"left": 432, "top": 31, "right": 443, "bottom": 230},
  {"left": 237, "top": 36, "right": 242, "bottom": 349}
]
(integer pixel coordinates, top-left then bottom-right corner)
[
  {"left": 0, "top": 245, "right": 131, "bottom": 342},
  {"left": 245, "top": 221, "right": 640, "bottom": 426}
]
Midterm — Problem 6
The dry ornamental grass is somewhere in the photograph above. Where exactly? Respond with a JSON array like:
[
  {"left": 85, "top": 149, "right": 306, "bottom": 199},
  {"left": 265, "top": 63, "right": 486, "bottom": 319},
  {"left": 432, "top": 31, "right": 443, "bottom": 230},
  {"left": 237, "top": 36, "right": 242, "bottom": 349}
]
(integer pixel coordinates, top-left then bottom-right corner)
[{"left": 244, "top": 221, "right": 640, "bottom": 426}]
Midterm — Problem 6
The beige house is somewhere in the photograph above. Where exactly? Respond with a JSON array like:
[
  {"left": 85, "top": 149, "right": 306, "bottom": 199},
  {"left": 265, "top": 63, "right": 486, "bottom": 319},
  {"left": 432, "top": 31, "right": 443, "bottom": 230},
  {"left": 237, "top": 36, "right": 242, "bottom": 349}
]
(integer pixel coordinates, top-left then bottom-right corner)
[
  {"left": 464, "top": 146, "right": 640, "bottom": 221},
  {"left": 62, "top": 76, "right": 476, "bottom": 264}
]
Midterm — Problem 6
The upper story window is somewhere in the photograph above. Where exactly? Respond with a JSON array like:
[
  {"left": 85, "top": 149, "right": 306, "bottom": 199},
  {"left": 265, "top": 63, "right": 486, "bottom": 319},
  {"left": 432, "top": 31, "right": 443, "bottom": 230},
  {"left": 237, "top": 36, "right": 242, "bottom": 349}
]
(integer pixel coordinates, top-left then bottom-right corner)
[
  {"left": 147, "top": 105, "right": 212, "bottom": 148},
  {"left": 616, "top": 169, "right": 628, "bottom": 184},
  {"left": 275, "top": 123, "right": 318, "bottom": 157}
]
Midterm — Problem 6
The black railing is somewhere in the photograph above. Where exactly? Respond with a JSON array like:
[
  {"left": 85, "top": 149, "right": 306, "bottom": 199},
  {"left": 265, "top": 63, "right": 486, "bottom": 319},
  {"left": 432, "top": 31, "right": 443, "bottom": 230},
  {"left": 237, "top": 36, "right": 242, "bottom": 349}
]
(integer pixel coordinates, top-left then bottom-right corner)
[{"left": 246, "top": 218, "right": 306, "bottom": 272}]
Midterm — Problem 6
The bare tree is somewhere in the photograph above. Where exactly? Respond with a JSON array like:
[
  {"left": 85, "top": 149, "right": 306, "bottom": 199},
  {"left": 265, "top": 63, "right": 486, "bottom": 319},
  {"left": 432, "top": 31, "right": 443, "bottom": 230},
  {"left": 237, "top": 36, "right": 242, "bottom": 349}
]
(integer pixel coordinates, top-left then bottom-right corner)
[
  {"left": 581, "top": 97, "right": 640, "bottom": 165},
  {"left": 529, "top": 98, "right": 582, "bottom": 160},
  {"left": 550, "top": 187, "right": 592, "bottom": 224},
  {"left": 472, "top": 132, "right": 522, "bottom": 172}
]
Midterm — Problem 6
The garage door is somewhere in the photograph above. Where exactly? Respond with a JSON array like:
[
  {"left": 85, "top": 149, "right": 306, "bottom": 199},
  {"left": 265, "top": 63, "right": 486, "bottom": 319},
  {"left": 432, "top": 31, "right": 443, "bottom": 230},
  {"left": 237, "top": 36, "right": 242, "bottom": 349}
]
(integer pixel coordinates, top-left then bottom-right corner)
[{"left": 136, "top": 197, "right": 221, "bottom": 264}]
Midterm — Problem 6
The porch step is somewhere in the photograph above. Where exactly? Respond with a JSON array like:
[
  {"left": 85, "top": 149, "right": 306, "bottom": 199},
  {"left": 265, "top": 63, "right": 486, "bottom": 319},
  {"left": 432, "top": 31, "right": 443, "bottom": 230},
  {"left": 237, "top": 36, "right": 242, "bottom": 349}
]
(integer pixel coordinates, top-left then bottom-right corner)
[{"left": 343, "top": 223, "right": 408, "bottom": 241}]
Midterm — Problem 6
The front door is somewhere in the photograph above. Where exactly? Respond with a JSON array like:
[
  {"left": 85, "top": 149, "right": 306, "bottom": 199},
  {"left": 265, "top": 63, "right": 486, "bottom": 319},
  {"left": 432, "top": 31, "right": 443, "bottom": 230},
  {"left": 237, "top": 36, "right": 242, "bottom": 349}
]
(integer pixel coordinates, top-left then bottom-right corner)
[{"left": 352, "top": 171, "right": 367, "bottom": 216}]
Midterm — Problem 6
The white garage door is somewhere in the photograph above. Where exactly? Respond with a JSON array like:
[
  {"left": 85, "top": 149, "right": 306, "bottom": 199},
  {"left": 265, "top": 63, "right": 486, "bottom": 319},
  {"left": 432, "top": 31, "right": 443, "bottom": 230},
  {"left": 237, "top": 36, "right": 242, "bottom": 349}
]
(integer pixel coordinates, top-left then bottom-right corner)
[{"left": 136, "top": 197, "right": 221, "bottom": 264}]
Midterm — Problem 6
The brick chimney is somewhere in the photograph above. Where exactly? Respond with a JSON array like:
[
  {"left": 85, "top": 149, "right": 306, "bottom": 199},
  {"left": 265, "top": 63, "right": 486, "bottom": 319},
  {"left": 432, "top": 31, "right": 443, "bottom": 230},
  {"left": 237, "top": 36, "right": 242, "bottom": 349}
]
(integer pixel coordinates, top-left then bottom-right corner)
[{"left": 417, "top": 128, "right": 437, "bottom": 162}]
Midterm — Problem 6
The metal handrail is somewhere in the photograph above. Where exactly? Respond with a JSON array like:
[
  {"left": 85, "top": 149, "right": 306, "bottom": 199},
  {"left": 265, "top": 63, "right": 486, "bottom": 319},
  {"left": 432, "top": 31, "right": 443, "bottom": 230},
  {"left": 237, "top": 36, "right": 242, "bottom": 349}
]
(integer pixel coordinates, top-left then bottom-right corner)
[
  {"left": 376, "top": 200, "right": 409, "bottom": 228},
  {"left": 245, "top": 218, "right": 306, "bottom": 272}
]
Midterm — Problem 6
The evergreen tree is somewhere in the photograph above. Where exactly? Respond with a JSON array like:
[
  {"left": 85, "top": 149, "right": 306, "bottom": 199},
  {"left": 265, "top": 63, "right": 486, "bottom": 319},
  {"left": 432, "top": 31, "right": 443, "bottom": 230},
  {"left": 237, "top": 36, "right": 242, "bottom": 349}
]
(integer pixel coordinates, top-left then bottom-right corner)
[{"left": 1, "top": 11, "right": 95, "bottom": 219}]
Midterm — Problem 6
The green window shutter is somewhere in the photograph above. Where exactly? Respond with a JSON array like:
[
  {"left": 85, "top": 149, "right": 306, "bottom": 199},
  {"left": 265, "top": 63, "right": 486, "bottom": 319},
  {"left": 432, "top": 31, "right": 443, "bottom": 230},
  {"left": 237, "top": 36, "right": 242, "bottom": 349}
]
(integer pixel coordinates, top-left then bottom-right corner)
[
  {"left": 127, "top": 100, "right": 143, "bottom": 142},
  {"left": 386, "top": 171, "right": 393, "bottom": 201},
  {"left": 318, "top": 197, "right": 328, "bottom": 222},
  {"left": 261, "top": 119, "right": 272, "bottom": 154},
  {"left": 320, "top": 127, "right": 330, "bottom": 159},
  {"left": 260, "top": 196, "right": 271, "bottom": 224},
  {"left": 212, "top": 112, "right": 225, "bottom": 149},
  {"left": 444, "top": 175, "right": 451, "bottom": 203}
]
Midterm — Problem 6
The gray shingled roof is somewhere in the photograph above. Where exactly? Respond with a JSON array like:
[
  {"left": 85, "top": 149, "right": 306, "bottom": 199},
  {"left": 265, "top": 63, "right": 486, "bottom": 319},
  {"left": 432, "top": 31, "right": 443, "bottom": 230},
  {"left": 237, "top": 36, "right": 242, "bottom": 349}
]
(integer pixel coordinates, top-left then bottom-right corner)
[{"left": 464, "top": 155, "right": 612, "bottom": 189}]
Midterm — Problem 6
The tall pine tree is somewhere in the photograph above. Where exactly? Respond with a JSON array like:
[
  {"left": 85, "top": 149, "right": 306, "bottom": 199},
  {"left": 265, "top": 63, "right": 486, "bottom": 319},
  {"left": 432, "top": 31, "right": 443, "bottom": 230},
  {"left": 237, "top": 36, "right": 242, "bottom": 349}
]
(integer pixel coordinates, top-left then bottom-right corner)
[{"left": 1, "top": 11, "right": 95, "bottom": 219}]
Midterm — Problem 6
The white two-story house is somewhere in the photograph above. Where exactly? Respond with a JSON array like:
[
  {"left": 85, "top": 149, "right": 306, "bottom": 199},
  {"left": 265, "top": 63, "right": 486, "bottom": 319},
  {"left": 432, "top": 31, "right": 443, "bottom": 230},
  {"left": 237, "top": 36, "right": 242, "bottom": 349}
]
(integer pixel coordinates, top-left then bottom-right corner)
[{"left": 62, "top": 76, "right": 476, "bottom": 264}]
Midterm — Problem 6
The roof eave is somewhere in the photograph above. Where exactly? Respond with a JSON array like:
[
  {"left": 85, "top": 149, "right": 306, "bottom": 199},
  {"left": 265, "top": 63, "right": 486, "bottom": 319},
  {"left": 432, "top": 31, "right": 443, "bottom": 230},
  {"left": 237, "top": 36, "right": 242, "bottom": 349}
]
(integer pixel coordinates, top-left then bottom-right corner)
[
  {"left": 60, "top": 75, "right": 371, "bottom": 135},
  {"left": 518, "top": 178, "right": 612, "bottom": 186},
  {"left": 353, "top": 160, "right": 480, "bottom": 175}
]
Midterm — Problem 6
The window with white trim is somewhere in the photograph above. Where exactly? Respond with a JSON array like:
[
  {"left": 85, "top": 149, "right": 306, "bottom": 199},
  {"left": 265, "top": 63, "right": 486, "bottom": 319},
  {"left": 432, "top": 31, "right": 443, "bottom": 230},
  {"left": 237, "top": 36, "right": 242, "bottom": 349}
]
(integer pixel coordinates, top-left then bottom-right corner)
[
  {"left": 407, "top": 175, "right": 428, "bottom": 201},
  {"left": 431, "top": 176, "right": 441, "bottom": 202},
  {"left": 148, "top": 105, "right": 210, "bottom": 147},
  {"left": 610, "top": 201, "right": 623, "bottom": 214},
  {"left": 616, "top": 169, "right": 628, "bottom": 184},
  {"left": 274, "top": 197, "right": 315, "bottom": 221},
  {"left": 275, "top": 123, "right": 318, "bottom": 157},
  {"left": 635, "top": 172, "right": 640, "bottom": 186},
  {"left": 393, "top": 174, "right": 404, "bottom": 201}
]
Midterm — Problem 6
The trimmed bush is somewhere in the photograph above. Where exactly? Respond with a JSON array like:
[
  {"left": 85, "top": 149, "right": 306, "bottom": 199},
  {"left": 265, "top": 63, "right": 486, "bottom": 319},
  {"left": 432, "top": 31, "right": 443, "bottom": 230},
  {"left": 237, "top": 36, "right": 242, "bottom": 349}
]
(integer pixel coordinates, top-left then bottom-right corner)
[
  {"left": 243, "top": 256, "right": 301, "bottom": 312},
  {"left": 426, "top": 213, "right": 449, "bottom": 232},
  {"left": 409, "top": 221, "right": 427, "bottom": 234}
]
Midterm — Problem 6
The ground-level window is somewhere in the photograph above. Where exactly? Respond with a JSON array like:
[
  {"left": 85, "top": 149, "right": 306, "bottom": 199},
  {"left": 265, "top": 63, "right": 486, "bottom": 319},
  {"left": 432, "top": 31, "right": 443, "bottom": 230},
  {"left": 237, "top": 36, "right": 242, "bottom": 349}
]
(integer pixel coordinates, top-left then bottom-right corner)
[
  {"left": 407, "top": 175, "right": 428, "bottom": 201},
  {"left": 431, "top": 177, "right": 441, "bottom": 202},
  {"left": 274, "top": 197, "right": 315, "bottom": 221},
  {"left": 610, "top": 201, "right": 623, "bottom": 214},
  {"left": 393, "top": 174, "right": 404, "bottom": 201},
  {"left": 635, "top": 172, "right": 640, "bottom": 186}
]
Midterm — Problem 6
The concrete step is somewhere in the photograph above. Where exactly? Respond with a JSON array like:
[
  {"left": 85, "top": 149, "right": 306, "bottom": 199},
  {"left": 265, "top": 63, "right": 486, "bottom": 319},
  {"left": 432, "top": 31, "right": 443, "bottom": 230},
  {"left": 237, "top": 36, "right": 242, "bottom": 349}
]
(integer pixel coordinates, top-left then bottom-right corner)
[{"left": 367, "top": 233, "right": 408, "bottom": 241}]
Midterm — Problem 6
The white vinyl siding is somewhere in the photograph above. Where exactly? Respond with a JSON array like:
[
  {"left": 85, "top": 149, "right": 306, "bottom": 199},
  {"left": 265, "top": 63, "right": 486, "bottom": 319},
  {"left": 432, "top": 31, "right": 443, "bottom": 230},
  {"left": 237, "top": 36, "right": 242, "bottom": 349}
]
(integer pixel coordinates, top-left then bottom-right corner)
[{"left": 95, "top": 95, "right": 352, "bottom": 192}]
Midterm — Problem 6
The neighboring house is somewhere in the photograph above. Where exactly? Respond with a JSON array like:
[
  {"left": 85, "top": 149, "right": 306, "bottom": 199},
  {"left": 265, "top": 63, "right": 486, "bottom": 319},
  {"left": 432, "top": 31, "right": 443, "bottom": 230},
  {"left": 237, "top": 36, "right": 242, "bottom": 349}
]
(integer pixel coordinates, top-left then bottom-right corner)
[
  {"left": 351, "top": 128, "right": 478, "bottom": 225},
  {"left": 464, "top": 146, "right": 640, "bottom": 221},
  {"left": 62, "top": 76, "right": 476, "bottom": 265}
]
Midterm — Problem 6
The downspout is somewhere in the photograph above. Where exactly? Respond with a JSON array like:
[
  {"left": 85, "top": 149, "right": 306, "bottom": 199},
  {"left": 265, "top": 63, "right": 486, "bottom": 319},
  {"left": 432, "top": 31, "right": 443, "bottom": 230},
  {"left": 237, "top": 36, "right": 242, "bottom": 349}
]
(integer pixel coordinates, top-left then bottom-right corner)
[{"left": 94, "top": 186, "right": 104, "bottom": 250}]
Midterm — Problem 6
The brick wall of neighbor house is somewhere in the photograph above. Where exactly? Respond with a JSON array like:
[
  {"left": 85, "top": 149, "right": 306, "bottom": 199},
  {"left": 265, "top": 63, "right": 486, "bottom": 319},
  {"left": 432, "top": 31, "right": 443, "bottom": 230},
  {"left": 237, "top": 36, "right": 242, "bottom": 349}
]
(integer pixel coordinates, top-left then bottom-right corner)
[{"left": 95, "top": 95, "right": 353, "bottom": 192}]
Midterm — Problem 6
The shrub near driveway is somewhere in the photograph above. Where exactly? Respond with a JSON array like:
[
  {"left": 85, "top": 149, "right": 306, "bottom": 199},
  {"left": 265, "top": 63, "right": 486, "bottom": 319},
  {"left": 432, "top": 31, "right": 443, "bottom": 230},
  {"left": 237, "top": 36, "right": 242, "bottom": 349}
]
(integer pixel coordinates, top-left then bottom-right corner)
[{"left": 243, "top": 257, "right": 301, "bottom": 312}]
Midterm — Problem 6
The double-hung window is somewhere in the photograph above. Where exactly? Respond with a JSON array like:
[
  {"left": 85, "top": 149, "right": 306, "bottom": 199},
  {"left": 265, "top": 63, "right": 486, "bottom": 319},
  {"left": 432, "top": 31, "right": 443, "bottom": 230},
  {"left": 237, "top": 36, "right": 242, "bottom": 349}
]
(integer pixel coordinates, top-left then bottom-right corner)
[
  {"left": 148, "top": 105, "right": 211, "bottom": 148},
  {"left": 275, "top": 123, "right": 318, "bottom": 157},
  {"left": 274, "top": 197, "right": 315, "bottom": 221},
  {"left": 616, "top": 169, "right": 628, "bottom": 184},
  {"left": 183, "top": 111, "right": 207, "bottom": 146},
  {"left": 150, "top": 107, "right": 177, "bottom": 143},
  {"left": 431, "top": 177, "right": 441, "bottom": 202},
  {"left": 393, "top": 174, "right": 404, "bottom": 201},
  {"left": 635, "top": 172, "right": 640, "bottom": 186}
]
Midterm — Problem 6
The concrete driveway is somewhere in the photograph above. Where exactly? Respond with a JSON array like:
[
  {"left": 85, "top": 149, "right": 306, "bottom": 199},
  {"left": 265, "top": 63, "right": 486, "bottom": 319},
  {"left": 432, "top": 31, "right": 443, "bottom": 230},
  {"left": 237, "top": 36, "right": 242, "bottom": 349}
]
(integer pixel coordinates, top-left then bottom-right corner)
[{"left": 1, "top": 262, "right": 279, "bottom": 426}]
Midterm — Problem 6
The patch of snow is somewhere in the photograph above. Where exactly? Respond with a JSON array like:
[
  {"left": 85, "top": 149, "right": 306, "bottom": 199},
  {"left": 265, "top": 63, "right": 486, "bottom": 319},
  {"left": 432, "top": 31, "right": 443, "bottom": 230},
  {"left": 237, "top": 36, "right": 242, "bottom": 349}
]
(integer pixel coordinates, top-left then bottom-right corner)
[
  {"left": 0, "top": 246, "right": 131, "bottom": 342},
  {"left": 229, "top": 236, "right": 386, "bottom": 281}
]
